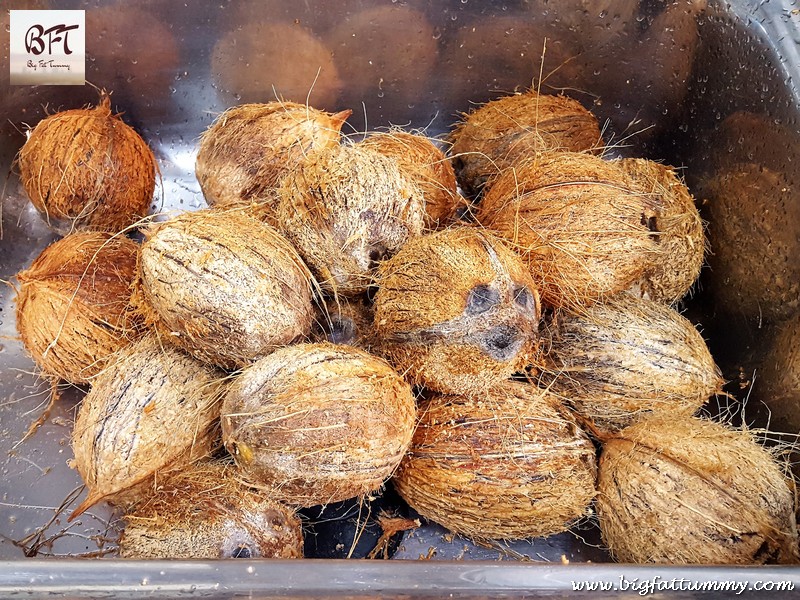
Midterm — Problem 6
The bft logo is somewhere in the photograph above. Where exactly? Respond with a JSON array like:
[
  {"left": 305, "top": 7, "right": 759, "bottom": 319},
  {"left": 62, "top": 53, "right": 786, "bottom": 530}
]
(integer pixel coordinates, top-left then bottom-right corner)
[{"left": 10, "top": 10, "right": 85, "bottom": 85}]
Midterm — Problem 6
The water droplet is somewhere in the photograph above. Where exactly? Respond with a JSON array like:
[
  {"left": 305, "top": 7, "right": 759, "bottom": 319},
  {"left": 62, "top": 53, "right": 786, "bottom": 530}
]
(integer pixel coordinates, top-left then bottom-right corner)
[{"left": 246, "top": 566, "right": 255, "bottom": 574}]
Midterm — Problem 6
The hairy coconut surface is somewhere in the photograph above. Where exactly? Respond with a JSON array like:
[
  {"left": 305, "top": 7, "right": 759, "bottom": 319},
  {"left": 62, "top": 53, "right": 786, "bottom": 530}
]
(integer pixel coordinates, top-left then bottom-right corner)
[
  {"left": 311, "top": 295, "right": 375, "bottom": 350},
  {"left": 359, "top": 130, "right": 463, "bottom": 229},
  {"left": 15, "top": 232, "right": 141, "bottom": 384},
  {"left": 373, "top": 227, "right": 540, "bottom": 395},
  {"left": 539, "top": 293, "right": 723, "bottom": 434},
  {"left": 597, "top": 415, "right": 798, "bottom": 564},
  {"left": 758, "top": 314, "right": 800, "bottom": 436},
  {"left": 448, "top": 91, "right": 602, "bottom": 198},
  {"left": 195, "top": 102, "right": 351, "bottom": 215},
  {"left": 617, "top": 158, "right": 705, "bottom": 304},
  {"left": 17, "top": 95, "right": 156, "bottom": 234},
  {"left": 70, "top": 336, "right": 225, "bottom": 519},
  {"left": 276, "top": 144, "right": 425, "bottom": 295},
  {"left": 137, "top": 209, "right": 314, "bottom": 369},
  {"left": 478, "top": 152, "right": 660, "bottom": 311},
  {"left": 119, "top": 461, "right": 303, "bottom": 559},
  {"left": 394, "top": 381, "right": 597, "bottom": 540},
  {"left": 221, "top": 342, "right": 416, "bottom": 508}
]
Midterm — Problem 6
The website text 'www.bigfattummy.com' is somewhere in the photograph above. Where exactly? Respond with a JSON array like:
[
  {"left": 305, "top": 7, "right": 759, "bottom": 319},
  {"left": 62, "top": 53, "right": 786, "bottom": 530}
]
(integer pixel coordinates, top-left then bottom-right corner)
[{"left": 570, "top": 575, "right": 795, "bottom": 595}]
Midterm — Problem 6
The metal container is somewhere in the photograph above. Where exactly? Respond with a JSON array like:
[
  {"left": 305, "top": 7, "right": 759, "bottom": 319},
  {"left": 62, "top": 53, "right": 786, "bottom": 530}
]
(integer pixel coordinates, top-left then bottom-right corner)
[{"left": 1, "top": 0, "right": 800, "bottom": 597}]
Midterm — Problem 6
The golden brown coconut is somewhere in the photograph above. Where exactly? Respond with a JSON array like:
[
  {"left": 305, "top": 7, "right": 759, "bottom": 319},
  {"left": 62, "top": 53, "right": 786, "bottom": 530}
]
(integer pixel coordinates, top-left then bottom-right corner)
[
  {"left": 478, "top": 152, "right": 660, "bottom": 311},
  {"left": 119, "top": 461, "right": 303, "bottom": 559},
  {"left": 211, "top": 22, "right": 341, "bottom": 109},
  {"left": 70, "top": 336, "right": 225, "bottom": 520},
  {"left": 394, "top": 381, "right": 597, "bottom": 540},
  {"left": 15, "top": 232, "right": 141, "bottom": 384},
  {"left": 597, "top": 415, "right": 798, "bottom": 564},
  {"left": 137, "top": 209, "right": 314, "bottom": 369},
  {"left": 221, "top": 343, "right": 416, "bottom": 508},
  {"left": 311, "top": 295, "right": 375, "bottom": 350},
  {"left": 448, "top": 90, "right": 602, "bottom": 198},
  {"left": 757, "top": 314, "right": 800, "bottom": 437},
  {"left": 373, "top": 227, "right": 540, "bottom": 395},
  {"left": 195, "top": 102, "right": 351, "bottom": 215},
  {"left": 17, "top": 95, "right": 156, "bottom": 234},
  {"left": 616, "top": 158, "right": 705, "bottom": 304},
  {"left": 276, "top": 144, "right": 425, "bottom": 295},
  {"left": 539, "top": 293, "right": 723, "bottom": 434},
  {"left": 359, "top": 130, "right": 464, "bottom": 229}
]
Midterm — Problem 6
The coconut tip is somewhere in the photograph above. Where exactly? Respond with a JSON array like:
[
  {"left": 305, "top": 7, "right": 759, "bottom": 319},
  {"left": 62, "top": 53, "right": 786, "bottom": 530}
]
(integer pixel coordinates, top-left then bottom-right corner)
[
  {"left": 330, "top": 109, "right": 353, "bottom": 129},
  {"left": 68, "top": 491, "right": 106, "bottom": 522}
]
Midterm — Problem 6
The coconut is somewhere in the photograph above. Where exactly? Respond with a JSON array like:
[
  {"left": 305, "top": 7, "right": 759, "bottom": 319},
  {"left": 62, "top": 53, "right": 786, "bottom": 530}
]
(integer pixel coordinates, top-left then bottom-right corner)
[
  {"left": 616, "top": 158, "right": 705, "bottom": 304},
  {"left": 221, "top": 342, "right": 416, "bottom": 508},
  {"left": 477, "top": 152, "right": 661, "bottom": 311},
  {"left": 448, "top": 91, "right": 602, "bottom": 198},
  {"left": 359, "top": 130, "right": 464, "bottom": 229},
  {"left": 276, "top": 144, "right": 425, "bottom": 295},
  {"left": 757, "top": 314, "right": 800, "bottom": 436},
  {"left": 522, "top": 0, "right": 638, "bottom": 48},
  {"left": 211, "top": 22, "right": 341, "bottom": 108},
  {"left": 137, "top": 209, "right": 314, "bottom": 369},
  {"left": 539, "top": 293, "right": 723, "bottom": 434},
  {"left": 195, "top": 102, "right": 351, "bottom": 215},
  {"left": 394, "top": 381, "right": 597, "bottom": 540},
  {"left": 119, "top": 461, "right": 303, "bottom": 559},
  {"left": 597, "top": 415, "right": 798, "bottom": 564},
  {"left": 373, "top": 227, "right": 540, "bottom": 395},
  {"left": 70, "top": 336, "right": 225, "bottom": 520},
  {"left": 311, "top": 295, "right": 375, "bottom": 350},
  {"left": 16, "top": 95, "right": 156, "bottom": 234},
  {"left": 15, "top": 232, "right": 141, "bottom": 384}
]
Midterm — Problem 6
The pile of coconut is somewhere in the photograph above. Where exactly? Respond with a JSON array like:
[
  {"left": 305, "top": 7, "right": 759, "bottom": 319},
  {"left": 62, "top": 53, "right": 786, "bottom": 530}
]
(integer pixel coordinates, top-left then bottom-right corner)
[{"left": 11, "top": 90, "right": 798, "bottom": 564}]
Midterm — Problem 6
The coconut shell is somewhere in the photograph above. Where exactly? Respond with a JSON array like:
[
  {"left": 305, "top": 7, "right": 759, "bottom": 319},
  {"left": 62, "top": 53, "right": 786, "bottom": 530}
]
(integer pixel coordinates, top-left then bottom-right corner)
[
  {"left": 311, "top": 295, "right": 375, "bottom": 350},
  {"left": 597, "top": 415, "right": 799, "bottom": 564},
  {"left": 394, "top": 381, "right": 597, "bottom": 540},
  {"left": 221, "top": 342, "right": 416, "bottom": 508},
  {"left": 539, "top": 293, "right": 723, "bottom": 434},
  {"left": 15, "top": 232, "right": 141, "bottom": 384},
  {"left": 373, "top": 227, "right": 540, "bottom": 395},
  {"left": 276, "top": 144, "right": 425, "bottom": 295},
  {"left": 17, "top": 95, "right": 156, "bottom": 234},
  {"left": 359, "top": 131, "right": 464, "bottom": 229},
  {"left": 478, "top": 152, "right": 661, "bottom": 311},
  {"left": 70, "top": 336, "right": 225, "bottom": 519},
  {"left": 119, "top": 461, "right": 303, "bottom": 559},
  {"left": 448, "top": 91, "right": 602, "bottom": 198},
  {"left": 616, "top": 158, "right": 705, "bottom": 304},
  {"left": 137, "top": 209, "right": 314, "bottom": 369},
  {"left": 195, "top": 102, "right": 351, "bottom": 216}
]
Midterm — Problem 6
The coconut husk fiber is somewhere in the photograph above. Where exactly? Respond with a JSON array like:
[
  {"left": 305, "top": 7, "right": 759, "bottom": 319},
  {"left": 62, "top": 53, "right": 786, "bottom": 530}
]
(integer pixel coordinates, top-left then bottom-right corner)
[
  {"left": 15, "top": 231, "right": 142, "bottom": 384},
  {"left": 757, "top": 313, "right": 800, "bottom": 437},
  {"left": 448, "top": 90, "right": 602, "bottom": 198},
  {"left": 221, "top": 342, "right": 416, "bottom": 508},
  {"left": 137, "top": 209, "right": 314, "bottom": 369},
  {"left": 311, "top": 294, "right": 375, "bottom": 350},
  {"left": 17, "top": 95, "right": 156, "bottom": 234},
  {"left": 478, "top": 152, "right": 661, "bottom": 311},
  {"left": 373, "top": 227, "right": 540, "bottom": 396},
  {"left": 195, "top": 102, "right": 351, "bottom": 217},
  {"left": 597, "top": 415, "right": 799, "bottom": 564},
  {"left": 70, "top": 336, "right": 225, "bottom": 520},
  {"left": 393, "top": 381, "right": 597, "bottom": 540},
  {"left": 539, "top": 293, "right": 723, "bottom": 434},
  {"left": 119, "top": 461, "right": 303, "bottom": 559}
]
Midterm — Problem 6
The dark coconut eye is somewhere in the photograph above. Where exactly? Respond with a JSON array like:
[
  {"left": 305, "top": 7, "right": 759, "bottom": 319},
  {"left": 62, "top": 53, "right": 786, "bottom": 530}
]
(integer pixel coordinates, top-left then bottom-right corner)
[
  {"left": 466, "top": 284, "right": 499, "bottom": 314},
  {"left": 513, "top": 286, "right": 533, "bottom": 309},
  {"left": 230, "top": 545, "right": 252, "bottom": 559}
]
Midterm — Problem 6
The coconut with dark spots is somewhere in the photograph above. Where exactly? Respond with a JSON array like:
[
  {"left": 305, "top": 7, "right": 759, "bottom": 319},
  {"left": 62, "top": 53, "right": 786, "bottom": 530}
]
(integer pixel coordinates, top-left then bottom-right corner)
[{"left": 311, "top": 295, "right": 375, "bottom": 350}]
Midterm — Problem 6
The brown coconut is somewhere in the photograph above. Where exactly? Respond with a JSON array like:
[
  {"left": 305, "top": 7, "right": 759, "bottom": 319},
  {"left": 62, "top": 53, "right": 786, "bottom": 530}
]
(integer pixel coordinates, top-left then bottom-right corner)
[
  {"left": 359, "top": 130, "right": 464, "bottom": 229},
  {"left": 373, "top": 227, "right": 540, "bottom": 395},
  {"left": 522, "top": 0, "right": 639, "bottom": 48},
  {"left": 394, "top": 381, "right": 597, "bottom": 540},
  {"left": 616, "top": 158, "right": 705, "bottom": 304},
  {"left": 276, "top": 144, "right": 425, "bottom": 295},
  {"left": 539, "top": 293, "right": 723, "bottom": 434},
  {"left": 195, "top": 102, "right": 351, "bottom": 215},
  {"left": 17, "top": 95, "right": 156, "bottom": 234},
  {"left": 221, "top": 342, "right": 416, "bottom": 508},
  {"left": 119, "top": 461, "right": 303, "bottom": 559},
  {"left": 448, "top": 90, "right": 602, "bottom": 198},
  {"left": 70, "top": 336, "right": 225, "bottom": 519},
  {"left": 211, "top": 22, "right": 341, "bottom": 108},
  {"left": 478, "top": 152, "right": 661, "bottom": 311},
  {"left": 311, "top": 295, "right": 375, "bottom": 350},
  {"left": 137, "top": 209, "right": 314, "bottom": 369},
  {"left": 597, "top": 415, "right": 798, "bottom": 564},
  {"left": 757, "top": 314, "right": 800, "bottom": 437}
]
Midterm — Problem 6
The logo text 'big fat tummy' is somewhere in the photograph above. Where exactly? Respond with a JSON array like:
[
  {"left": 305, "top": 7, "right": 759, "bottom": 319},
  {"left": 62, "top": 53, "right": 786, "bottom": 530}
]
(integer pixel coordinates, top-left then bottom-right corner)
[{"left": 10, "top": 10, "right": 85, "bottom": 85}]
